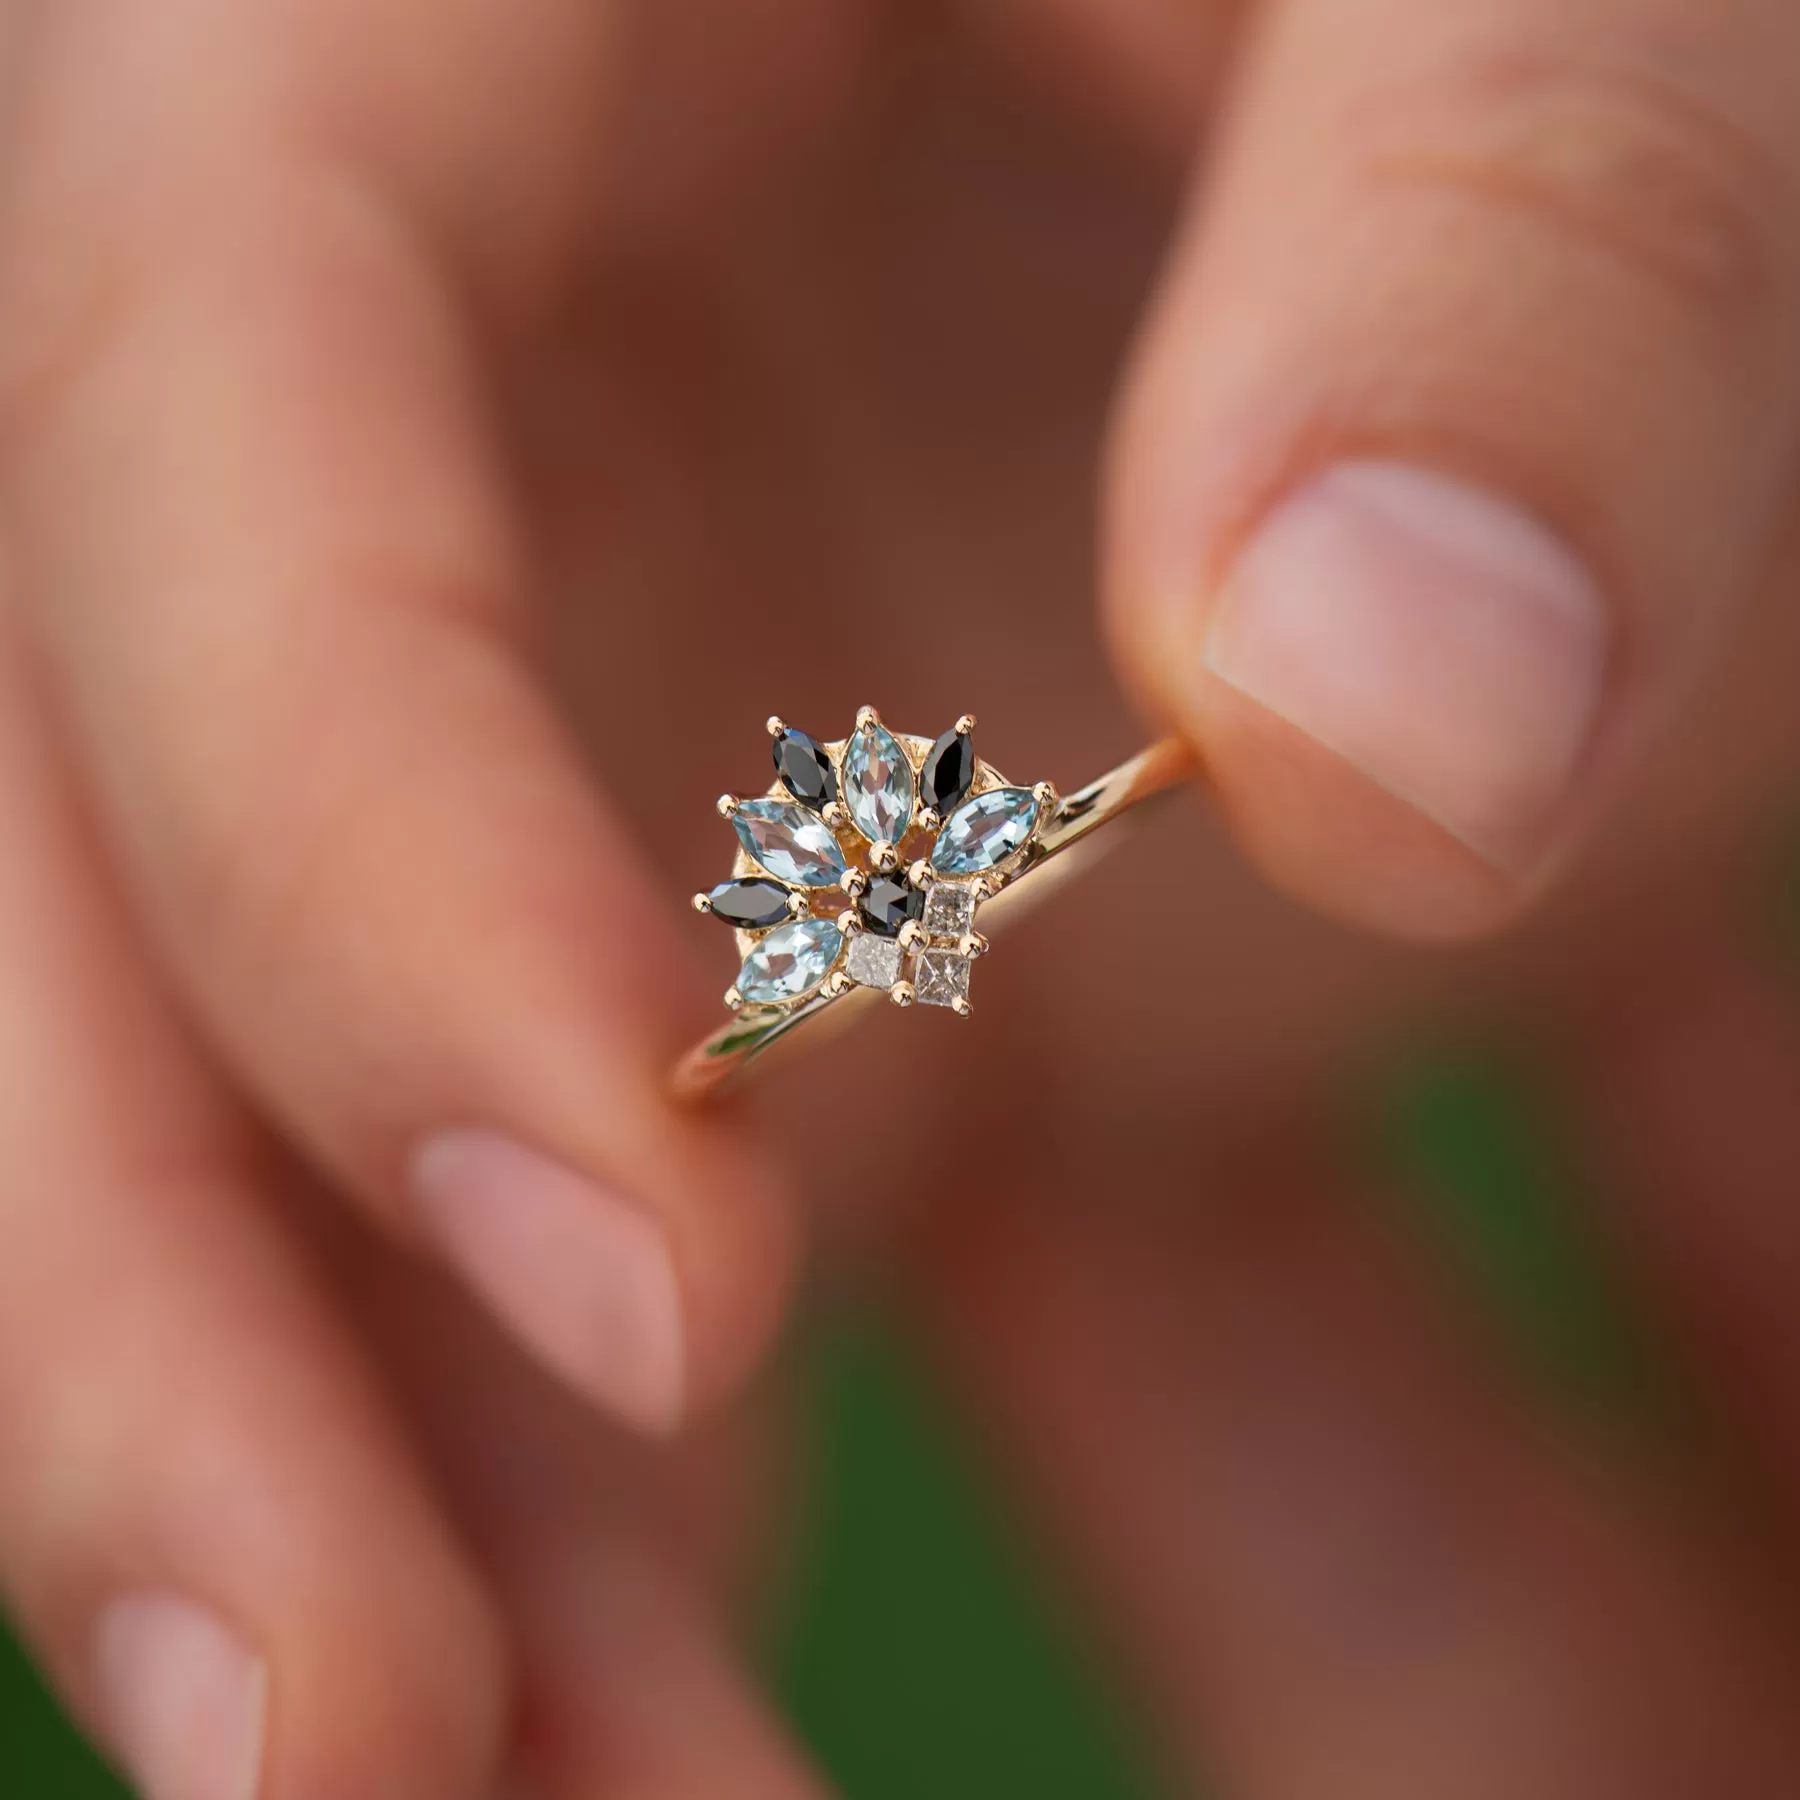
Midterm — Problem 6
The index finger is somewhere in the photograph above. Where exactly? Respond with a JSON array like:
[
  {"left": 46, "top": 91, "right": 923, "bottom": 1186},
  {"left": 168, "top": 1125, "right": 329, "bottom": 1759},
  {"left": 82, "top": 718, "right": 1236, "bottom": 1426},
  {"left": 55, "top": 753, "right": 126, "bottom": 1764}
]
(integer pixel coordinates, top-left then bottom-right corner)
[{"left": 0, "top": 0, "right": 794, "bottom": 1437}]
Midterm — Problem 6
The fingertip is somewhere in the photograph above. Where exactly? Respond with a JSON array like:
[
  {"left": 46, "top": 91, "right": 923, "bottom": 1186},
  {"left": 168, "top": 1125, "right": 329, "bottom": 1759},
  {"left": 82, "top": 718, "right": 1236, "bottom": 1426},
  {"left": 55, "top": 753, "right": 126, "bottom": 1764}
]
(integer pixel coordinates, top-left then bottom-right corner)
[
  {"left": 87, "top": 1567, "right": 511, "bottom": 1800},
  {"left": 411, "top": 1129, "right": 690, "bottom": 1438},
  {"left": 1113, "top": 461, "right": 1612, "bottom": 940},
  {"left": 1179, "top": 668, "right": 1525, "bottom": 941},
  {"left": 407, "top": 1116, "right": 798, "bottom": 1438},
  {"left": 1203, "top": 464, "right": 1611, "bottom": 866},
  {"left": 91, "top": 1595, "right": 267, "bottom": 1800}
]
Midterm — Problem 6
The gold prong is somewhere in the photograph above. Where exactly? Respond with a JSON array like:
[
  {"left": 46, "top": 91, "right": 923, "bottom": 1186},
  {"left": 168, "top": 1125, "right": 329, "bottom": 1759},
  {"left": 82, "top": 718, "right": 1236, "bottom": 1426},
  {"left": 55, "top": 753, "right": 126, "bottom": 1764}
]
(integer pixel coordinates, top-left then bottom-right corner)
[
  {"left": 954, "top": 714, "right": 976, "bottom": 736},
  {"left": 958, "top": 932, "right": 989, "bottom": 959},
  {"left": 840, "top": 907, "right": 862, "bottom": 934},
  {"left": 898, "top": 920, "right": 927, "bottom": 954},
  {"left": 870, "top": 840, "right": 899, "bottom": 874},
  {"left": 907, "top": 858, "right": 932, "bottom": 890},
  {"left": 724, "top": 986, "right": 744, "bottom": 1011},
  {"left": 1032, "top": 781, "right": 1057, "bottom": 807},
  {"left": 766, "top": 715, "right": 787, "bottom": 737},
  {"left": 839, "top": 867, "right": 869, "bottom": 898},
  {"left": 822, "top": 801, "right": 850, "bottom": 830},
  {"left": 917, "top": 807, "right": 941, "bottom": 835},
  {"left": 692, "top": 891, "right": 713, "bottom": 914},
  {"left": 951, "top": 995, "right": 973, "bottom": 1018},
  {"left": 716, "top": 793, "right": 741, "bottom": 818},
  {"left": 786, "top": 890, "right": 809, "bottom": 918},
  {"left": 890, "top": 981, "right": 916, "bottom": 1008},
  {"left": 825, "top": 970, "right": 852, "bottom": 997},
  {"left": 974, "top": 877, "right": 998, "bottom": 901},
  {"left": 855, "top": 704, "right": 881, "bottom": 731}
]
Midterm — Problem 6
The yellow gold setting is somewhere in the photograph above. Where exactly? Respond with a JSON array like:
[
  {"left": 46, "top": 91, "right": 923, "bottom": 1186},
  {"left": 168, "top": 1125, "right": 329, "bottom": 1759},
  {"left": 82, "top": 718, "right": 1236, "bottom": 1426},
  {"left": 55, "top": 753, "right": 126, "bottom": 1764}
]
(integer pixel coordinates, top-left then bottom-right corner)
[{"left": 675, "top": 713, "right": 1194, "bottom": 1099}]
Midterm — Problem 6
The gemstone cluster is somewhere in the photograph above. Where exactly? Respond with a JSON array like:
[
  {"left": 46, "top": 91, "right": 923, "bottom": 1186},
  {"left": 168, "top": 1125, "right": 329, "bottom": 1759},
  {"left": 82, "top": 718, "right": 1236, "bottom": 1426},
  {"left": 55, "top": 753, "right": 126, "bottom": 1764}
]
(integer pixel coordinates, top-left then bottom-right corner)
[{"left": 694, "top": 708, "right": 1055, "bottom": 1019}]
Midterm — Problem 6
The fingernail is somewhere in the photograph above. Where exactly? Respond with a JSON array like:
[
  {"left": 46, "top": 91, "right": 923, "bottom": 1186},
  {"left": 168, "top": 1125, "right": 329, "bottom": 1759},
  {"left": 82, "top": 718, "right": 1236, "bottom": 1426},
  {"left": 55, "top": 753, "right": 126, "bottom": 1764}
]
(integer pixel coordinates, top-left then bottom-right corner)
[
  {"left": 410, "top": 1129, "right": 685, "bottom": 1436},
  {"left": 1202, "top": 461, "right": 1610, "bottom": 869},
  {"left": 92, "top": 1595, "right": 267, "bottom": 1800}
]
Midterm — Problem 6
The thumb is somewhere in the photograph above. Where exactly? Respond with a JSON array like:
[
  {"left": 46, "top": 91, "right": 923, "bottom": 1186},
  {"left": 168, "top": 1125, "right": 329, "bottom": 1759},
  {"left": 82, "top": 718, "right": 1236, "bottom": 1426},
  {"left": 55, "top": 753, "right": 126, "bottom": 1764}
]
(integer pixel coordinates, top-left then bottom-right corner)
[{"left": 1105, "top": 0, "right": 1800, "bottom": 939}]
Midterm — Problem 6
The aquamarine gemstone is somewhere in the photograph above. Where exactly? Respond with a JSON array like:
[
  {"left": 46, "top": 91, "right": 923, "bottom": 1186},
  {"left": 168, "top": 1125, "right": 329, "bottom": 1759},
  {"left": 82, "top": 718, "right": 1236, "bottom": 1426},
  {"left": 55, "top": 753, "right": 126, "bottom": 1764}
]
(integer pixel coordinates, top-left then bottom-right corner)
[
  {"left": 930, "top": 787, "right": 1039, "bottom": 876},
  {"left": 842, "top": 721, "right": 915, "bottom": 847},
  {"left": 733, "top": 798, "right": 848, "bottom": 888},
  {"left": 737, "top": 918, "right": 844, "bottom": 1004}
]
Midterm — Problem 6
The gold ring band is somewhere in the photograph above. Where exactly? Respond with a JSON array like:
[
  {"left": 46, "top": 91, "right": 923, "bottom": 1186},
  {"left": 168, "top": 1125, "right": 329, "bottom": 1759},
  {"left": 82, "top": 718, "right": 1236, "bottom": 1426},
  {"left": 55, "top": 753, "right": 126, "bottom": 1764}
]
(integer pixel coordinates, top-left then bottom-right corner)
[{"left": 673, "top": 712, "right": 1196, "bottom": 1101}]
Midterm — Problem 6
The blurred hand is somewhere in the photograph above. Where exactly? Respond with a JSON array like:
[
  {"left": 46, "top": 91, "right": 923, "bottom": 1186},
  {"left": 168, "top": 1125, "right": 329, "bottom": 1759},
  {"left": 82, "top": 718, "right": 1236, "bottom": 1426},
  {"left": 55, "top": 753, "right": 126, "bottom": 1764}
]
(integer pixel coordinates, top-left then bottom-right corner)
[{"left": 3, "top": 2, "right": 1800, "bottom": 1797}]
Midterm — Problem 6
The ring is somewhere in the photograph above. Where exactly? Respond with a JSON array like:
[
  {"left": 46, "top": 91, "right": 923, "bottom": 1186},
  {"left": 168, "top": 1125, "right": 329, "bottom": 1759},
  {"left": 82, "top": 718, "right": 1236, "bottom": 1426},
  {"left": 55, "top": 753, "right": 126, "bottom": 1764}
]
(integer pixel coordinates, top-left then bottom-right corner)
[{"left": 673, "top": 709, "right": 1195, "bottom": 1099}]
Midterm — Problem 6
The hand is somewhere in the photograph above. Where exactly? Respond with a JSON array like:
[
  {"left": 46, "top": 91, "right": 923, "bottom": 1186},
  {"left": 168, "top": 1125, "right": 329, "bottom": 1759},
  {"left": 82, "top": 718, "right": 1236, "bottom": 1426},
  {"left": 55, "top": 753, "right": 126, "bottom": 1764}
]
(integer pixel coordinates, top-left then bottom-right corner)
[
  {"left": 0, "top": 2, "right": 827, "bottom": 1795},
  {"left": 4, "top": 3, "right": 1800, "bottom": 1799}
]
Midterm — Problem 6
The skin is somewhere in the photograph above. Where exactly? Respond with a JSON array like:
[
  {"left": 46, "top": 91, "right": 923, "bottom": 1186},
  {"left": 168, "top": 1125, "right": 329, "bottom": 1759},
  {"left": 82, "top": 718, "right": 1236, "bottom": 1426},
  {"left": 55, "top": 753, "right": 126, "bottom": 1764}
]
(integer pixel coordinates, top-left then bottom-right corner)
[{"left": 3, "top": 0, "right": 1800, "bottom": 1794}]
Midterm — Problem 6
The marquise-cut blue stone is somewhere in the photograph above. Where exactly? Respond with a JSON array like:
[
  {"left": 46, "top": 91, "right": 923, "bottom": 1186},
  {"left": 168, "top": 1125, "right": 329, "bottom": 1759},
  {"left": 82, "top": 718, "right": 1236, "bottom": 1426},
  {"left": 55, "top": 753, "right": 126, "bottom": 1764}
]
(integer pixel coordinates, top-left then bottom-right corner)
[
  {"left": 843, "top": 722, "right": 915, "bottom": 847},
  {"left": 737, "top": 918, "right": 843, "bottom": 1004},
  {"left": 733, "top": 798, "right": 848, "bottom": 888},
  {"left": 930, "top": 787, "right": 1040, "bottom": 876}
]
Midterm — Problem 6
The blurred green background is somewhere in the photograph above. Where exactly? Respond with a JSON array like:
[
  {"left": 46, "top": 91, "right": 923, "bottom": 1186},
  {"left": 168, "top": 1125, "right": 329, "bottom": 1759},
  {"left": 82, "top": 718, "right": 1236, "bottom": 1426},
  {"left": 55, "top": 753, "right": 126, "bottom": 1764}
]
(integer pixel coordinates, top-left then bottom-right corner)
[{"left": 0, "top": 1037, "right": 1666, "bottom": 1800}]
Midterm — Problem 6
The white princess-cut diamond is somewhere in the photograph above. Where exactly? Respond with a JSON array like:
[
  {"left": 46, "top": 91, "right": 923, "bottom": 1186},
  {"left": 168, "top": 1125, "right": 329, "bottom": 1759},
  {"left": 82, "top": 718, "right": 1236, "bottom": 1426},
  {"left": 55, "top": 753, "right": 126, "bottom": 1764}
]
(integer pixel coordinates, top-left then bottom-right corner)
[
  {"left": 922, "top": 882, "right": 978, "bottom": 939},
  {"left": 914, "top": 948, "right": 972, "bottom": 1010},
  {"left": 845, "top": 932, "right": 903, "bottom": 990}
]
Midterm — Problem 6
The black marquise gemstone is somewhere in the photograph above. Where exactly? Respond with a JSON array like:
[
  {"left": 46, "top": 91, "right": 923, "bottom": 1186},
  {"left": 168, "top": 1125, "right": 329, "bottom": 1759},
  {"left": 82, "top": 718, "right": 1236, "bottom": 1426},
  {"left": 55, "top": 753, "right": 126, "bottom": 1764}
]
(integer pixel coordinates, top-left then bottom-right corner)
[
  {"left": 773, "top": 727, "right": 838, "bottom": 811},
  {"left": 920, "top": 728, "right": 975, "bottom": 815},
  {"left": 858, "top": 876, "right": 923, "bottom": 938},
  {"left": 705, "top": 878, "right": 795, "bottom": 930}
]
